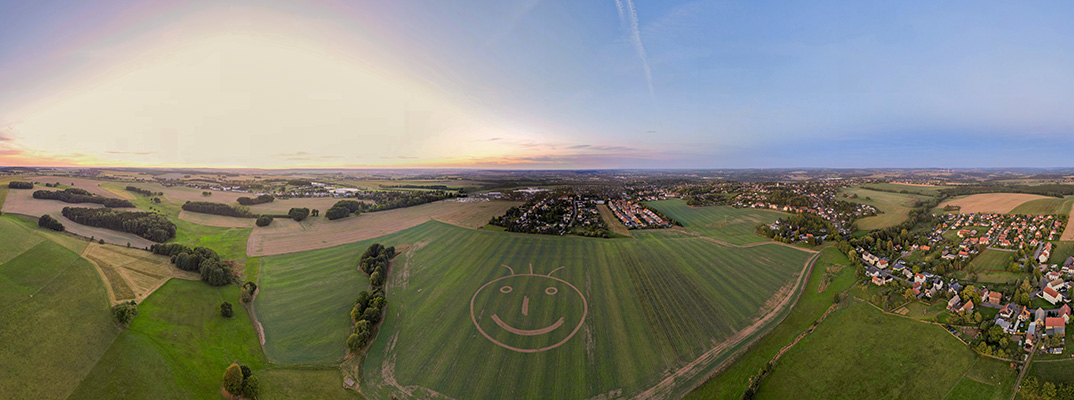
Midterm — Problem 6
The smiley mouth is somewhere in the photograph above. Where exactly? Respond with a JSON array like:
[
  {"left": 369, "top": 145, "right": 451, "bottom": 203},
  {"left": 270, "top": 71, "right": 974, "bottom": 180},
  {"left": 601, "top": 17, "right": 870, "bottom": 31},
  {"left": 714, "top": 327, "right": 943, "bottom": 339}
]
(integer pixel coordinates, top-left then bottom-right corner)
[{"left": 491, "top": 315, "right": 564, "bottom": 336}]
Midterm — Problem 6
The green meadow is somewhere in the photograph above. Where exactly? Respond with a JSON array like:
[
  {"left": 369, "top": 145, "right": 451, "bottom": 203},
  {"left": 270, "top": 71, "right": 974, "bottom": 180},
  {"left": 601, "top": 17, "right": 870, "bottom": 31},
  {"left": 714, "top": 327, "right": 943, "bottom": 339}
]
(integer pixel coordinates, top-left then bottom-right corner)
[
  {"left": 1008, "top": 195, "right": 1074, "bottom": 215},
  {"left": 841, "top": 186, "right": 934, "bottom": 231},
  {"left": 645, "top": 199, "right": 790, "bottom": 244}
]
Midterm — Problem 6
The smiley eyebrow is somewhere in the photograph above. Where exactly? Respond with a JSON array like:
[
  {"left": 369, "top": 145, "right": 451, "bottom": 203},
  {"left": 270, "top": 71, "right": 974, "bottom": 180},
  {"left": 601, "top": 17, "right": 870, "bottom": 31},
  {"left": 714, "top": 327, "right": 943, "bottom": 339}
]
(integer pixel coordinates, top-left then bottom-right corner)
[
  {"left": 501, "top": 264, "right": 515, "bottom": 276},
  {"left": 547, "top": 266, "right": 566, "bottom": 277}
]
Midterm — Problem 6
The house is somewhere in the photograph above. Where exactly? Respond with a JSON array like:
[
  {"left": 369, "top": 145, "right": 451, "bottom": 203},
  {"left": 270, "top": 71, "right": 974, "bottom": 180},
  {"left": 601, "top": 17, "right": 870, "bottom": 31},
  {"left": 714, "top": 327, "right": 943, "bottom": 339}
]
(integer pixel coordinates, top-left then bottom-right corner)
[
  {"left": 983, "top": 291, "right": 1002, "bottom": 305},
  {"left": 1046, "top": 271, "right": 1061, "bottom": 282},
  {"left": 1048, "top": 279, "right": 1066, "bottom": 292},
  {"left": 1037, "top": 307, "right": 1048, "bottom": 325},
  {"left": 877, "top": 259, "right": 889, "bottom": 269},
  {"left": 959, "top": 300, "right": 975, "bottom": 313},
  {"left": 914, "top": 273, "right": 926, "bottom": 284},
  {"left": 1043, "top": 286, "right": 1064, "bottom": 305},
  {"left": 999, "top": 303, "right": 1019, "bottom": 320},
  {"left": 866, "top": 267, "right": 881, "bottom": 278},
  {"left": 1045, "top": 317, "right": 1066, "bottom": 336},
  {"left": 995, "top": 318, "right": 1012, "bottom": 333},
  {"left": 871, "top": 276, "right": 888, "bottom": 286},
  {"left": 1020, "top": 307, "right": 1032, "bottom": 322},
  {"left": 947, "top": 295, "right": 962, "bottom": 311},
  {"left": 1060, "top": 305, "right": 1072, "bottom": 323}
]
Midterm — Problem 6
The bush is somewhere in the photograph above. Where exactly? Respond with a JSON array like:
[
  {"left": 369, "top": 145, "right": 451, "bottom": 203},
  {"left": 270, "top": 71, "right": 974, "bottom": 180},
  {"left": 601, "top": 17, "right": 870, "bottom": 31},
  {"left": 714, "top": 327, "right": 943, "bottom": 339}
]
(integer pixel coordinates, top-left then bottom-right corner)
[
  {"left": 112, "top": 301, "right": 138, "bottom": 326},
  {"left": 62, "top": 207, "right": 175, "bottom": 242},
  {"left": 325, "top": 206, "right": 351, "bottom": 220},
  {"left": 241, "top": 282, "right": 258, "bottom": 303},
  {"left": 223, "top": 363, "right": 244, "bottom": 395},
  {"left": 220, "top": 301, "right": 234, "bottom": 318},
  {"left": 38, "top": 214, "right": 65, "bottom": 231},
  {"left": 199, "top": 259, "right": 233, "bottom": 286},
  {"left": 242, "top": 375, "right": 260, "bottom": 399},
  {"left": 8, "top": 181, "right": 33, "bottom": 189},
  {"left": 125, "top": 186, "right": 154, "bottom": 196},
  {"left": 150, "top": 243, "right": 192, "bottom": 257},
  {"left": 255, "top": 215, "right": 273, "bottom": 227},
  {"left": 288, "top": 207, "right": 310, "bottom": 221}
]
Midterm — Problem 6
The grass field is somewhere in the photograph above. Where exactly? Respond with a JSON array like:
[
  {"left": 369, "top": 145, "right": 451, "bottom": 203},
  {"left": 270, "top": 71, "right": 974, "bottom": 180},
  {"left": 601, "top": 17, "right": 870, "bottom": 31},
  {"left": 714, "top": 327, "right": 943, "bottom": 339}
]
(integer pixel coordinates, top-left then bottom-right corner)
[
  {"left": 754, "top": 301, "right": 1015, "bottom": 399},
  {"left": 940, "top": 193, "right": 1051, "bottom": 214},
  {"left": 861, "top": 182, "right": 943, "bottom": 196},
  {"left": 1028, "top": 359, "right": 1074, "bottom": 386},
  {"left": 82, "top": 242, "right": 199, "bottom": 303},
  {"left": 256, "top": 219, "right": 813, "bottom": 398},
  {"left": 68, "top": 279, "right": 269, "bottom": 400},
  {"left": 644, "top": 199, "right": 788, "bottom": 245},
  {"left": 969, "top": 249, "right": 1015, "bottom": 272},
  {"left": 0, "top": 216, "right": 120, "bottom": 400},
  {"left": 1008, "top": 195, "right": 1074, "bottom": 215},
  {"left": 259, "top": 368, "right": 359, "bottom": 400},
  {"left": 686, "top": 247, "right": 856, "bottom": 399},
  {"left": 596, "top": 204, "right": 631, "bottom": 237},
  {"left": 840, "top": 187, "right": 932, "bottom": 231},
  {"left": 247, "top": 199, "right": 521, "bottom": 256}
]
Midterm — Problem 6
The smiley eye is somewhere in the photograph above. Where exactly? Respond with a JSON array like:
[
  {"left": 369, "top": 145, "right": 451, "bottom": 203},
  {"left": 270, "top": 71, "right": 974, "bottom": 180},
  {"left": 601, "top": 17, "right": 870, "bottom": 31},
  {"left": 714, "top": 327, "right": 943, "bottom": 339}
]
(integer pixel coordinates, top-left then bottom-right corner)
[
  {"left": 500, "top": 286, "right": 513, "bottom": 293},
  {"left": 545, "top": 287, "right": 558, "bottom": 295}
]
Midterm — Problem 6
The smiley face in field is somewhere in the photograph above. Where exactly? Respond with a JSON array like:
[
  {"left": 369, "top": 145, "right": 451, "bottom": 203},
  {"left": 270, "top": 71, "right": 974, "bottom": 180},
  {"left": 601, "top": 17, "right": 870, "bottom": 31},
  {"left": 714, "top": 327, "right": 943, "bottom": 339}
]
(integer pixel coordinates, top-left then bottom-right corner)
[{"left": 470, "top": 265, "right": 588, "bottom": 353}]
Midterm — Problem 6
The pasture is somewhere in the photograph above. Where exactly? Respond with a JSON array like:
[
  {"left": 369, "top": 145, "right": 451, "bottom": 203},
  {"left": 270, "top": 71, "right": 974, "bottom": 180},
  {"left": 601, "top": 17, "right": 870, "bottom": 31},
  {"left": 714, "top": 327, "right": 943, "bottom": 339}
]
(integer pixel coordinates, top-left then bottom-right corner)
[
  {"left": 178, "top": 210, "right": 257, "bottom": 228},
  {"left": 0, "top": 216, "right": 120, "bottom": 400},
  {"left": 967, "top": 249, "right": 1015, "bottom": 272},
  {"left": 754, "top": 301, "right": 1015, "bottom": 400},
  {"left": 1028, "top": 359, "right": 1074, "bottom": 386},
  {"left": 247, "top": 199, "right": 521, "bottom": 256},
  {"left": 255, "top": 220, "right": 814, "bottom": 399},
  {"left": 1008, "top": 195, "right": 1074, "bottom": 215},
  {"left": 644, "top": 199, "right": 789, "bottom": 245},
  {"left": 840, "top": 187, "right": 932, "bottom": 231},
  {"left": 939, "top": 193, "right": 1051, "bottom": 214},
  {"left": 687, "top": 247, "right": 857, "bottom": 400}
]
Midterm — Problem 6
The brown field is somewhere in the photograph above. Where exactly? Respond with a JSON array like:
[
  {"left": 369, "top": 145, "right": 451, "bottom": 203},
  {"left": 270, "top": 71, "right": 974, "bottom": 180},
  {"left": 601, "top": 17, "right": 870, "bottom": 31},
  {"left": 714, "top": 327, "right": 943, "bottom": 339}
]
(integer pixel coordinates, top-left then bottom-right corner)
[
  {"left": 247, "top": 197, "right": 359, "bottom": 214},
  {"left": 2, "top": 188, "right": 155, "bottom": 248},
  {"left": 247, "top": 200, "right": 521, "bottom": 256},
  {"left": 597, "top": 204, "right": 632, "bottom": 237},
  {"left": 81, "top": 242, "right": 198, "bottom": 304},
  {"left": 123, "top": 181, "right": 246, "bottom": 203},
  {"left": 940, "top": 193, "right": 1051, "bottom": 214},
  {"left": 177, "top": 210, "right": 257, "bottom": 228},
  {"left": 24, "top": 176, "right": 127, "bottom": 198},
  {"left": 1063, "top": 200, "right": 1074, "bottom": 241}
]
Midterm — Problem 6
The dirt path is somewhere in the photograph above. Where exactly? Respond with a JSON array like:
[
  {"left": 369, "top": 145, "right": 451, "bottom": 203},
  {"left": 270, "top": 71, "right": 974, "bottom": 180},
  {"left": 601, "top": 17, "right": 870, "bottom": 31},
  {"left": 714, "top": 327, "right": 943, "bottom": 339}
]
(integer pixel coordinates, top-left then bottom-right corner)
[
  {"left": 632, "top": 250, "right": 823, "bottom": 399},
  {"left": 1011, "top": 342, "right": 1042, "bottom": 400}
]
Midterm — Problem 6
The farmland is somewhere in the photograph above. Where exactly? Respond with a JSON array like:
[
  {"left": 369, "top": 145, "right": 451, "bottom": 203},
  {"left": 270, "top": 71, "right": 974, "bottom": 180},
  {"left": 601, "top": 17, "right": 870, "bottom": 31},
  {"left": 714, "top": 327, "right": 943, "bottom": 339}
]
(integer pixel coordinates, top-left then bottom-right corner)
[
  {"left": 247, "top": 199, "right": 520, "bottom": 256},
  {"left": 939, "top": 193, "right": 1051, "bottom": 214},
  {"left": 861, "top": 182, "right": 944, "bottom": 196},
  {"left": 839, "top": 187, "right": 932, "bottom": 231},
  {"left": 596, "top": 204, "right": 632, "bottom": 237},
  {"left": 178, "top": 210, "right": 257, "bottom": 228},
  {"left": 753, "top": 301, "right": 1015, "bottom": 400},
  {"left": 81, "top": 241, "right": 199, "bottom": 303},
  {"left": 0, "top": 215, "right": 120, "bottom": 400},
  {"left": 1008, "top": 195, "right": 1074, "bottom": 215},
  {"left": 255, "top": 219, "right": 814, "bottom": 398},
  {"left": 644, "top": 199, "right": 789, "bottom": 245}
]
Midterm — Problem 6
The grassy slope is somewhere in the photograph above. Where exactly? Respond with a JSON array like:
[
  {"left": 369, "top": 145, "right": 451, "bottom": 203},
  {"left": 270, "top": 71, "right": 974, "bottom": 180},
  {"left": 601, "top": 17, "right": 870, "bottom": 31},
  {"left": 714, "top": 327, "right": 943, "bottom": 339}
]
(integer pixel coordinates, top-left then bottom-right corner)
[
  {"left": 0, "top": 216, "right": 120, "bottom": 400},
  {"left": 755, "top": 301, "right": 1015, "bottom": 399},
  {"left": 841, "top": 187, "right": 932, "bottom": 231},
  {"left": 256, "top": 220, "right": 811, "bottom": 399},
  {"left": 686, "top": 247, "right": 856, "bottom": 399},
  {"left": 1008, "top": 195, "right": 1074, "bottom": 215},
  {"left": 644, "top": 199, "right": 788, "bottom": 245},
  {"left": 68, "top": 279, "right": 268, "bottom": 400}
]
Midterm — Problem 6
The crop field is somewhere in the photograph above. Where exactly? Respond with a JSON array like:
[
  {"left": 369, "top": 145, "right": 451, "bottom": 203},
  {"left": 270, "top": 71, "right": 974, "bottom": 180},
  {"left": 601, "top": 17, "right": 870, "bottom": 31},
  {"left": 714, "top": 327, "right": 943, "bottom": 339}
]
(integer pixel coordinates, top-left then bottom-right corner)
[
  {"left": 68, "top": 279, "right": 269, "bottom": 400},
  {"left": 686, "top": 247, "right": 856, "bottom": 400},
  {"left": 82, "top": 242, "right": 198, "bottom": 303},
  {"left": 644, "top": 199, "right": 789, "bottom": 245},
  {"left": 1028, "top": 359, "right": 1074, "bottom": 386},
  {"left": 247, "top": 200, "right": 521, "bottom": 256},
  {"left": 123, "top": 181, "right": 247, "bottom": 203},
  {"left": 177, "top": 210, "right": 257, "bottom": 228},
  {"left": 861, "top": 182, "right": 943, "bottom": 196},
  {"left": 596, "top": 204, "right": 631, "bottom": 237},
  {"left": 24, "top": 176, "right": 126, "bottom": 197},
  {"left": 0, "top": 216, "right": 120, "bottom": 400},
  {"left": 1008, "top": 195, "right": 1074, "bottom": 215},
  {"left": 247, "top": 197, "right": 358, "bottom": 214},
  {"left": 1, "top": 187, "right": 157, "bottom": 247},
  {"left": 754, "top": 301, "right": 1014, "bottom": 399},
  {"left": 939, "top": 193, "right": 1051, "bottom": 214},
  {"left": 255, "top": 220, "right": 814, "bottom": 399},
  {"left": 967, "top": 249, "right": 1015, "bottom": 272},
  {"left": 840, "top": 187, "right": 932, "bottom": 231}
]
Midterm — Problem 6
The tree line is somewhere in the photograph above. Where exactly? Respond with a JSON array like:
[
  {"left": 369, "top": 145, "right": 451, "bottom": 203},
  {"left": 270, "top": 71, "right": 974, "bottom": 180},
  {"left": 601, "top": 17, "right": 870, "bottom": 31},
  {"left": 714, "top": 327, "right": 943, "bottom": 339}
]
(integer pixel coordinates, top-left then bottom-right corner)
[
  {"left": 182, "top": 201, "right": 255, "bottom": 218},
  {"left": 149, "top": 243, "right": 234, "bottom": 286},
  {"left": 34, "top": 188, "right": 135, "bottom": 208},
  {"left": 62, "top": 207, "right": 176, "bottom": 242},
  {"left": 8, "top": 181, "right": 33, "bottom": 189},
  {"left": 347, "top": 243, "right": 396, "bottom": 353},
  {"left": 237, "top": 194, "right": 275, "bottom": 206},
  {"left": 125, "top": 186, "right": 159, "bottom": 197},
  {"left": 940, "top": 183, "right": 1074, "bottom": 198},
  {"left": 38, "top": 214, "right": 65, "bottom": 231}
]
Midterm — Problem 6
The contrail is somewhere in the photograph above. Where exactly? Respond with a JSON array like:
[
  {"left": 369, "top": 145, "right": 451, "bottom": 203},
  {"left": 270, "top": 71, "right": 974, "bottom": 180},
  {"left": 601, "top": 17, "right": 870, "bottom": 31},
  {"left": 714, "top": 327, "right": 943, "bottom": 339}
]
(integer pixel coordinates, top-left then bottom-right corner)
[{"left": 615, "top": 0, "right": 653, "bottom": 96}]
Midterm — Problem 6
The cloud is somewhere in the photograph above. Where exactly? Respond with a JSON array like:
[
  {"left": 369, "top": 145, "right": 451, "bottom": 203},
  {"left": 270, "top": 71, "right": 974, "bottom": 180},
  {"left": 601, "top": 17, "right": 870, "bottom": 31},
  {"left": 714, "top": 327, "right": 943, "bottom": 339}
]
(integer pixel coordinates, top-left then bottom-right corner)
[
  {"left": 615, "top": 0, "right": 654, "bottom": 96},
  {"left": 105, "top": 151, "right": 154, "bottom": 156}
]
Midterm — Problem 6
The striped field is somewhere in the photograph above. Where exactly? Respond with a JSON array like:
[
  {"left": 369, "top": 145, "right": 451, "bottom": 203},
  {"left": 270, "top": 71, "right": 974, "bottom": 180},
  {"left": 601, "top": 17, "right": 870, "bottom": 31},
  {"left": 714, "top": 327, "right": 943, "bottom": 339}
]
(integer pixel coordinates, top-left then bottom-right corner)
[
  {"left": 255, "top": 215, "right": 814, "bottom": 399},
  {"left": 645, "top": 199, "right": 790, "bottom": 244}
]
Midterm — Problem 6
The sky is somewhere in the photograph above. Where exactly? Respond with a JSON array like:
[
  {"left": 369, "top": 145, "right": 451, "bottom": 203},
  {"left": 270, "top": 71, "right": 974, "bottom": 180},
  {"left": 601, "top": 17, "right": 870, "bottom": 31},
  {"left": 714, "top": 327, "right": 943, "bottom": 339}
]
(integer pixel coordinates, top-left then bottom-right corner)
[{"left": 1, "top": 0, "right": 1074, "bottom": 169}]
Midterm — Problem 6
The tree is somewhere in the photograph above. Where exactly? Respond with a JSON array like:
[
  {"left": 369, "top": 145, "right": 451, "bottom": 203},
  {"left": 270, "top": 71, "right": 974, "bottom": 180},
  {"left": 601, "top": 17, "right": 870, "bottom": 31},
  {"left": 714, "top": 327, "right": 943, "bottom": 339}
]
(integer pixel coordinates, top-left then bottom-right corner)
[
  {"left": 221, "top": 301, "right": 234, "bottom": 318},
  {"left": 311, "top": 209, "right": 319, "bottom": 217},
  {"left": 288, "top": 207, "right": 310, "bottom": 221},
  {"left": 223, "top": 363, "right": 245, "bottom": 395},
  {"left": 325, "top": 206, "right": 351, "bottom": 220},
  {"left": 242, "top": 375, "right": 261, "bottom": 399},
  {"left": 255, "top": 215, "right": 273, "bottom": 227},
  {"left": 362, "top": 307, "right": 381, "bottom": 324},
  {"left": 112, "top": 301, "right": 138, "bottom": 326},
  {"left": 37, "top": 214, "right": 65, "bottom": 231}
]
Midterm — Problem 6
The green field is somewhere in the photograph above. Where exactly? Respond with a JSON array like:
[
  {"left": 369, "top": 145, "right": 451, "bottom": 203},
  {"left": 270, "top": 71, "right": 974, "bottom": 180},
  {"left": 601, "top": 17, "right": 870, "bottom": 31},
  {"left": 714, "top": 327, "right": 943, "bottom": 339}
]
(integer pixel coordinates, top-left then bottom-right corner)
[
  {"left": 969, "top": 249, "right": 1015, "bottom": 272},
  {"left": 841, "top": 187, "right": 933, "bottom": 231},
  {"left": 113, "top": 184, "right": 252, "bottom": 260},
  {"left": 0, "top": 215, "right": 120, "bottom": 400},
  {"left": 754, "top": 301, "right": 1015, "bottom": 399},
  {"left": 259, "top": 368, "right": 359, "bottom": 400},
  {"left": 861, "top": 182, "right": 944, "bottom": 196},
  {"left": 256, "top": 219, "right": 813, "bottom": 399},
  {"left": 1028, "top": 359, "right": 1074, "bottom": 386},
  {"left": 645, "top": 199, "right": 789, "bottom": 244},
  {"left": 1009, "top": 195, "right": 1074, "bottom": 215},
  {"left": 686, "top": 247, "right": 856, "bottom": 399}
]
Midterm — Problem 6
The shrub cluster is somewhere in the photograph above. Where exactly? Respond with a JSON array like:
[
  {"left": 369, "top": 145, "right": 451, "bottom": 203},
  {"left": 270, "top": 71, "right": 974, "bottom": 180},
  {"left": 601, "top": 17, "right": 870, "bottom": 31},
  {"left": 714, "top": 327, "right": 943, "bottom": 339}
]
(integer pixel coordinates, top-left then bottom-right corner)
[
  {"left": 325, "top": 205, "right": 353, "bottom": 220},
  {"left": 62, "top": 207, "right": 175, "bottom": 242},
  {"left": 223, "top": 362, "right": 260, "bottom": 399},
  {"left": 288, "top": 207, "right": 310, "bottom": 221},
  {"left": 37, "top": 214, "right": 65, "bottom": 231},
  {"left": 112, "top": 300, "right": 138, "bottom": 326},
  {"left": 240, "top": 281, "right": 258, "bottom": 303},
  {"left": 34, "top": 188, "right": 134, "bottom": 208},
  {"left": 220, "top": 301, "right": 234, "bottom": 318},
  {"left": 181, "top": 201, "right": 255, "bottom": 218},
  {"left": 237, "top": 194, "right": 275, "bottom": 206},
  {"left": 347, "top": 243, "right": 396, "bottom": 353},
  {"left": 255, "top": 215, "right": 273, "bottom": 227},
  {"left": 8, "top": 181, "right": 33, "bottom": 189},
  {"left": 125, "top": 186, "right": 156, "bottom": 196},
  {"left": 151, "top": 244, "right": 234, "bottom": 286}
]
